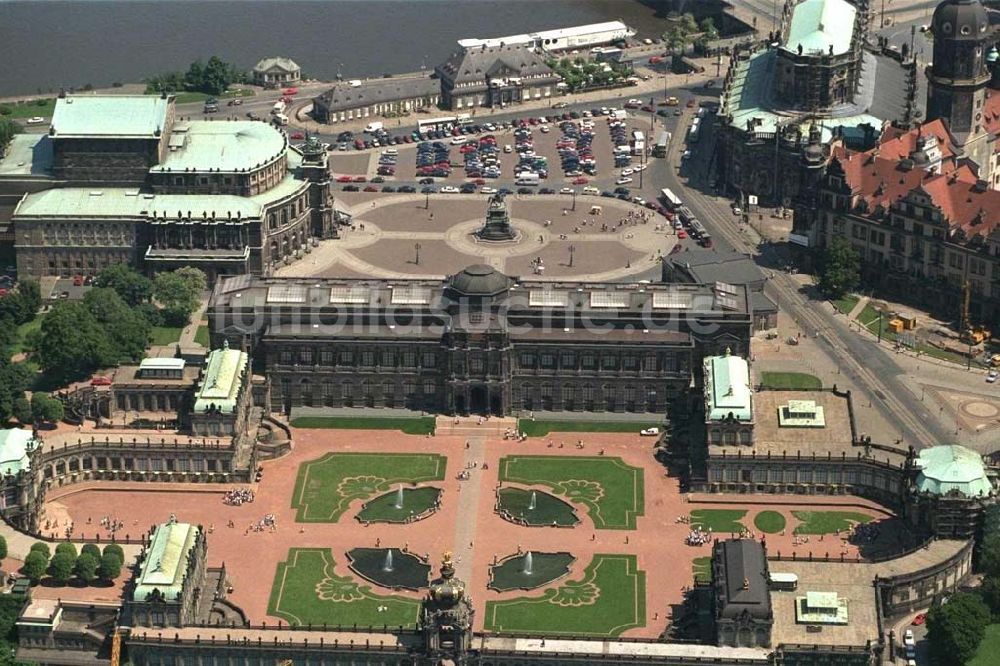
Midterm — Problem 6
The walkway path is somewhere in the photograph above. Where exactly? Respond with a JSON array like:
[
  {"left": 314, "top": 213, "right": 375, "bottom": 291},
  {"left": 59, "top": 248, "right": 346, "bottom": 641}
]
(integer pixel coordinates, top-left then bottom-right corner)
[{"left": 452, "top": 436, "right": 486, "bottom": 583}]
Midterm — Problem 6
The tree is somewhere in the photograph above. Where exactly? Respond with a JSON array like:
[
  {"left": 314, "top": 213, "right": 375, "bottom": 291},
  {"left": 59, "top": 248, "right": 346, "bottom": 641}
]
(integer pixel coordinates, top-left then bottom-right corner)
[
  {"left": 980, "top": 533, "right": 1000, "bottom": 579},
  {"left": 29, "top": 542, "right": 50, "bottom": 560},
  {"left": 0, "top": 358, "right": 32, "bottom": 424},
  {"left": 37, "top": 301, "right": 114, "bottom": 383},
  {"left": 94, "top": 264, "right": 152, "bottom": 307},
  {"left": 83, "top": 288, "right": 150, "bottom": 362},
  {"left": 818, "top": 236, "right": 860, "bottom": 298},
  {"left": 30, "top": 392, "right": 64, "bottom": 424},
  {"left": 153, "top": 267, "right": 207, "bottom": 326},
  {"left": 0, "top": 535, "right": 7, "bottom": 560},
  {"left": 102, "top": 543, "right": 125, "bottom": 565},
  {"left": 12, "top": 396, "right": 31, "bottom": 425},
  {"left": 49, "top": 551, "right": 74, "bottom": 585},
  {"left": 980, "top": 575, "right": 1000, "bottom": 616},
  {"left": 22, "top": 551, "right": 47, "bottom": 583},
  {"left": 926, "top": 592, "right": 990, "bottom": 664},
  {"left": 98, "top": 552, "right": 122, "bottom": 581},
  {"left": 74, "top": 553, "right": 98, "bottom": 583},
  {"left": 662, "top": 13, "right": 698, "bottom": 55},
  {"left": 700, "top": 18, "right": 720, "bottom": 41},
  {"left": 55, "top": 542, "right": 77, "bottom": 559},
  {"left": 0, "top": 118, "right": 21, "bottom": 149},
  {"left": 80, "top": 543, "right": 101, "bottom": 560}
]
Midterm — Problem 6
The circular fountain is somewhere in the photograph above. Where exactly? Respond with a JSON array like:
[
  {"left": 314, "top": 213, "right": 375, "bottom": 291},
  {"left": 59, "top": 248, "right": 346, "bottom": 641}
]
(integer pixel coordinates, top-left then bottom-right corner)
[
  {"left": 495, "top": 486, "right": 579, "bottom": 527},
  {"left": 356, "top": 486, "right": 442, "bottom": 524},
  {"left": 347, "top": 547, "right": 430, "bottom": 590},
  {"left": 488, "top": 551, "right": 575, "bottom": 592}
]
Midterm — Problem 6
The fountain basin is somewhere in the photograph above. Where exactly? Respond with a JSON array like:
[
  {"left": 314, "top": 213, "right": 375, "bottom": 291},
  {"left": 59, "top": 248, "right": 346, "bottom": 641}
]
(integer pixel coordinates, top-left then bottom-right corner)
[
  {"left": 356, "top": 486, "right": 442, "bottom": 524},
  {"left": 489, "top": 551, "right": 575, "bottom": 592},
  {"left": 496, "top": 487, "right": 579, "bottom": 527},
  {"left": 346, "top": 547, "right": 431, "bottom": 591}
]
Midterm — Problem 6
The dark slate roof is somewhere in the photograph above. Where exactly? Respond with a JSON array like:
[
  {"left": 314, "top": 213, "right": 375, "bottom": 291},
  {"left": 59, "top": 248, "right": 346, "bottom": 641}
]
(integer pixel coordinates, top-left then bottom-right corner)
[
  {"left": 713, "top": 539, "right": 772, "bottom": 620},
  {"left": 664, "top": 248, "right": 766, "bottom": 287},
  {"left": 313, "top": 76, "right": 440, "bottom": 113},
  {"left": 448, "top": 264, "right": 513, "bottom": 296},
  {"left": 436, "top": 45, "right": 558, "bottom": 86},
  {"left": 867, "top": 53, "right": 914, "bottom": 124},
  {"left": 751, "top": 291, "right": 778, "bottom": 316}
]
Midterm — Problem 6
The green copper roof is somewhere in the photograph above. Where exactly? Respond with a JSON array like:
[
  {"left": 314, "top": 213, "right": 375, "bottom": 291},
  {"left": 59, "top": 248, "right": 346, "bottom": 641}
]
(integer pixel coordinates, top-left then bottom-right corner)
[
  {"left": 152, "top": 121, "right": 287, "bottom": 174},
  {"left": 194, "top": 342, "right": 248, "bottom": 414},
  {"left": 132, "top": 521, "right": 199, "bottom": 602},
  {"left": 783, "top": 0, "right": 857, "bottom": 57},
  {"left": 0, "top": 429, "right": 36, "bottom": 476},
  {"left": 915, "top": 445, "right": 993, "bottom": 497},
  {"left": 703, "top": 352, "right": 753, "bottom": 422},
  {"left": 51, "top": 95, "right": 171, "bottom": 139}
]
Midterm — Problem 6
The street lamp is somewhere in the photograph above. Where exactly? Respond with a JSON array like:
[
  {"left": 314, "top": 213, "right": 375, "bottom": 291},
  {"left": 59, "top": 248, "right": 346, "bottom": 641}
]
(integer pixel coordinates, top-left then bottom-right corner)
[
  {"left": 415, "top": 243, "right": 421, "bottom": 266},
  {"left": 425, "top": 192, "right": 430, "bottom": 210},
  {"left": 572, "top": 190, "right": 577, "bottom": 212},
  {"left": 568, "top": 244, "right": 576, "bottom": 268}
]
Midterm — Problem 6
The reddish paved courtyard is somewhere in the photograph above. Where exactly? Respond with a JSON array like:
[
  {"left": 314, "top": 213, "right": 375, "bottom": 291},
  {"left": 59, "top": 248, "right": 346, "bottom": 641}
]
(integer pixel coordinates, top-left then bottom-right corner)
[{"left": 45, "top": 429, "right": 906, "bottom": 638}]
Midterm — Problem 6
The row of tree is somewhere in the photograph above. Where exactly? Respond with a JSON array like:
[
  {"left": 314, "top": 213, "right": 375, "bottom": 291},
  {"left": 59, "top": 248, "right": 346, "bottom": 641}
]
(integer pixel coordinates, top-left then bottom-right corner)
[
  {"left": 0, "top": 281, "right": 44, "bottom": 426},
  {"left": 0, "top": 117, "right": 21, "bottom": 149},
  {"left": 661, "top": 14, "right": 719, "bottom": 57},
  {"left": 21, "top": 541, "right": 123, "bottom": 586},
  {"left": 144, "top": 57, "right": 248, "bottom": 97}
]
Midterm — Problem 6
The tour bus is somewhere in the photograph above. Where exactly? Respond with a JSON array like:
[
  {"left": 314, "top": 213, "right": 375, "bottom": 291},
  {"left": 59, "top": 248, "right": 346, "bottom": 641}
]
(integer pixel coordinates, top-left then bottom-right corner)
[
  {"left": 271, "top": 100, "right": 286, "bottom": 115},
  {"left": 273, "top": 113, "right": 289, "bottom": 127},
  {"left": 631, "top": 129, "right": 645, "bottom": 157},
  {"left": 689, "top": 219, "right": 706, "bottom": 239},
  {"left": 653, "top": 130, "right": 670, "bottom": 158},
  {"left": 418, "top": 116, "right": 458, "bottom": 133},
  {"left": 456, "top": 113, "right": 473, "bottom": 126},
  {"left": 659, "top": 187, "right": 682, "bottom": 210},
  {"left": 676, "top": 206, "right": 696, "bottom": 226}
]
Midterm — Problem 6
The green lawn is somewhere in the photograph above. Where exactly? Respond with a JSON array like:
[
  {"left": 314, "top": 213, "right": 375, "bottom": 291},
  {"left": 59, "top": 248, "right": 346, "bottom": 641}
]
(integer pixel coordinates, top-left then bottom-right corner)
[
  {"left": 690, "top": 509, "right": 747, "bottom": 533},
  {"left": 753, "top": 510, "right": 787, "bottom": 534},
  {"left": 969, "top": 623, "right": 1000, "bottom": 666},
  {"left": 148, "top": 326, "right": 183, "bottom": 346},
  {"left": 499, "top": 455, "right": 644, "bottom": 530},
  {"left": 517, "top": 419, "right": 661, "bottom": 437},
  {"left": 355, "top": 486, "right": 441, "bottom": 523},
  {"left": 0, "top": 98, "right": 56, "bottom": 119},
  {"left": 831, "top": 294, "right": 859, "bottom": 315},
  {"left": 857, "top": 304, "right": 897, "bottom": 341},
  {"left": 692, "top": 556, "right": 711, "bottom": 584},
  {"left": 194, "top": 325, "right": 210, "bottom": 347},
  {"left": 791, "top": 510, "right": 873, "bottom": 535},
  {"left": 289, "top": 416, "right": 436, "bottom": 435},
  {"left": 12, "top": 313, "right": 45, "bottom": 356},
  {"left": 268, "top": 548, "right": 420, "bottom": 628},
  {"left": 484, "top": 554, "right": 645, "bottom": 637},
  {"left": 291, "top": 452, "right": 447, "bottom": 522},
  {"left": 759, "top": 372, "right": 822, "bottom": 390}
]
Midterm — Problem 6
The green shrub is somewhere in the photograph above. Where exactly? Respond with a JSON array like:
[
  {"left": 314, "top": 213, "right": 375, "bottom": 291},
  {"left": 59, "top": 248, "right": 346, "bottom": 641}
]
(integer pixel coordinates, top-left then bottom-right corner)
[{"left": 54, "top": 542, "right": 77, "bottom": 559}]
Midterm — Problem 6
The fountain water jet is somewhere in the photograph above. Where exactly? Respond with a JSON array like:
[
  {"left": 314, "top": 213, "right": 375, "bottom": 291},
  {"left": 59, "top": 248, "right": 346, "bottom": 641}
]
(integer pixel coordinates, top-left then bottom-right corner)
[
  {"left": 523, "top": 551, "right": 534, "bottom": 575},
  {"left": 528, "top": 491, "right": 537, "bottom": 511},
  {"left": 383, "top": 549, "right": 394, "bottom": 572},
  {"left": 394, "top": 484, "right": 404, "bottom": 510}
]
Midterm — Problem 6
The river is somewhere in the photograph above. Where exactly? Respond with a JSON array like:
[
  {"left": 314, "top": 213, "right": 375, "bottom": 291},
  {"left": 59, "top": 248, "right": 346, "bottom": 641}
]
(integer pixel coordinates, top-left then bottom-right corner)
[{"left": 0, "top": 0, "right": 670, "bottom": 96}]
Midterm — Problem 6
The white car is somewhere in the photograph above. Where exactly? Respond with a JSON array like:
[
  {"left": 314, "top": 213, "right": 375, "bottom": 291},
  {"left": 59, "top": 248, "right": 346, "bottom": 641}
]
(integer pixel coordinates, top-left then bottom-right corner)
[
  {"left": 439, "top": 186, "right": 460, "bottom": 194},
  {"left": 539, "top": 125, "right": 551, "bottom": 133},
  {"left": 503, "top": 144, "right": 513, "bottom": 153},
  {"left": 621, "top": 168, "right": 634, "bottom": 176},
  {"left": 537, "top": 117, "right": 548, "bottom": 124},
  {"left": 640, "top": 427, "right": 660, "bottom": 436},
  {"left": 26, "top": 116, "right": 46, "bottom": 125},
  {"left": 450, "top": 136, "right": 466, "bottom": 145},
  {"left": 903, "top": 630, "right": 915, "bottom": 647},
  {"left": 987, "top": 370, "right": 998, "bottom": 383},
  {"left": 616, "top": 177, "right": 633, "bottom": 185},
  {"left": 732, "top": 206, "right": 742, "bottom": 216},
  {"left": 480, "top": 186, "right": 498, "bottom": 194},
  {"left": 681, "top": 150, "right": 692, "bottom": 160},
  {"left": 633, "top": 164, "right": 647, "bottom": 172},
  {"left": 560, "top": 187, "right": 575, "bottom": 194}
]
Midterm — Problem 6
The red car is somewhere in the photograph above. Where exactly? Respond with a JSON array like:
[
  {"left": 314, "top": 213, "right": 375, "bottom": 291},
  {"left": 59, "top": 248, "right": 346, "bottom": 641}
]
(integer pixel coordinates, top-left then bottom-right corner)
[
  {"left": 641, "top": 105, "right": 654, "bottom": 113},
  {"left": 911, "top": 614, "right": 926, "bottom": 626},
  {"left": 291, "top": 132, "right": 304, "bottom": 140},
  {"left": 686, "top": 99, "right": 697, "bottom": 108},
  {"left": 282, "top": 87, "right": 299, "bottom": 96},
  {"left": 474, "top": 179, "right": 486, "bottom": 186},
  {"left": 336, "top": 175, "right": 353, "bottom": 183},
  {"left": 352, "top": 176, "right": 367, "bottom": 183},
  {"left": 363, "top": 185, "right": 378, "bottom": 192},
  {"left": 572, "top": 177, "right": 589, "bottom": 185},
  {"left": 677, "top": 229, "right": 687, "bottom": 239},
  {"left": 90, "top": 376, "right": 112, "bottom": 386}
]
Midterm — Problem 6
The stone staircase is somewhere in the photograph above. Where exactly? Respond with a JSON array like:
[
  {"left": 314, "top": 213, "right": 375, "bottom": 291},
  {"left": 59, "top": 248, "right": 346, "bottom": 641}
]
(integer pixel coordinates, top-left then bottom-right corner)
[{"left": 434, "top": 415, "right": 517, "bottom": 438}]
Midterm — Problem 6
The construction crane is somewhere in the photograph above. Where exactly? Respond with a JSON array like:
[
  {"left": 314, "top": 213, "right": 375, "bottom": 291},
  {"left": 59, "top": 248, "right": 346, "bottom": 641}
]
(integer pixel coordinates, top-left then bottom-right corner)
[{"left": 960, "top": 280, "right": 991, "bottom": 345}]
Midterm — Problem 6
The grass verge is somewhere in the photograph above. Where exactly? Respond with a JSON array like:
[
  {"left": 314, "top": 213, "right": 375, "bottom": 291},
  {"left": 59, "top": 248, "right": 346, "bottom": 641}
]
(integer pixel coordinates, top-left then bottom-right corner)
[
  {"left": 791, "top": 510, "right": 873, "bottom": 535},
  {"left": 690, "top": 509, "right": 747, "bottom": 533},
  {"left": 759, "top": 372, "right": 822, "bottom": 390},
  {"left": 289, "top": 416, "right": 435, "bottom": 435},
  {"left": 831, "top": 294, "right": 859, "bottom": 315},
  {"left": 517, "top": 419, "right": 660, "bottom": 437}
]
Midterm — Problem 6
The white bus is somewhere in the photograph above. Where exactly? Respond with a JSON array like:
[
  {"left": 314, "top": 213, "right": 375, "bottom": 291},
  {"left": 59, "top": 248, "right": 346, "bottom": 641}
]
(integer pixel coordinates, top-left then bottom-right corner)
[
  {"left": 659, "top": 188, "right": 682, "bottom": 210},
  {"left": 456, "top": 113, "right": 473, "bottom": 126},
  {"left": 631, "top": 129, "right": 645, "bottom": 156},
  {"left": 418, "top": 116, "right": 457, "bottom": 132}
]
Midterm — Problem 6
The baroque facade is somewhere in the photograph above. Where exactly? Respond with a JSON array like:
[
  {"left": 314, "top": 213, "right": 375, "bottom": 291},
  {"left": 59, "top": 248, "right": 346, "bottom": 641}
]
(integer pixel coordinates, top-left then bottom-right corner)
[
  {"left": 206, "top": 265, "right": 754, "bottom": 417},
  {"left": 2, "top": 95, "right": 338, "bottom": 280}
]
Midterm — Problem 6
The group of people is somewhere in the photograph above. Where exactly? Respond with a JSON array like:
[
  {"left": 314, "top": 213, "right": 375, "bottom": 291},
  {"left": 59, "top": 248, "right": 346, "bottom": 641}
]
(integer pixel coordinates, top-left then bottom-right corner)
[
  {"left": 686, "top": 528, "right": 712, "bottom": 546},
  {"left": 502, "top": 429, "right": 528, "bottom": 441},
  {"left": 245, "top": 513, "right": 277, "bottom": 534},
  {"left": 223, "top": 488, "right": 255, "bottom": 506}
]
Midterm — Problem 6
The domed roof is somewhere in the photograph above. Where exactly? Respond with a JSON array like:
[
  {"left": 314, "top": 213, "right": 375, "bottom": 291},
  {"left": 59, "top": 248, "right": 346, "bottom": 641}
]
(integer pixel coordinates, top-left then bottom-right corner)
[
  {"left": 933, "top": 0, "right": 989, "bottom": 41},
  {"left": 915, "top": 444, "right": 993, "bottom": 497},
  {"left": 447, "top": 264, "right": 512, "bottom": 296},
  {"left": 428, "top": 554, "right": 465, "bottom": 607}
]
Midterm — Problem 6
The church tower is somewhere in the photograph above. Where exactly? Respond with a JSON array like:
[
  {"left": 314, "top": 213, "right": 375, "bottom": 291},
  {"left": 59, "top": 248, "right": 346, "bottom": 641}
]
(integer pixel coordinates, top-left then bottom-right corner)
[{"left": 925, "top": 0, "right": 994, "bottom": 179}]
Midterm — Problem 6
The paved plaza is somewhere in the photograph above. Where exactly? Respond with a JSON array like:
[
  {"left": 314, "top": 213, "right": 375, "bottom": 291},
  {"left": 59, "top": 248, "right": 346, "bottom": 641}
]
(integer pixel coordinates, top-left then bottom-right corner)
[
  {"left": 41, "top": 426, "right": 908, "bottom": 638},
  {"left": 280, "top": 194, "right": 672, "bottom": 281}
]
